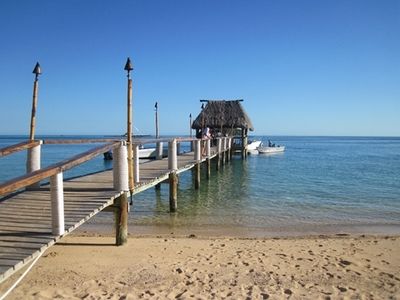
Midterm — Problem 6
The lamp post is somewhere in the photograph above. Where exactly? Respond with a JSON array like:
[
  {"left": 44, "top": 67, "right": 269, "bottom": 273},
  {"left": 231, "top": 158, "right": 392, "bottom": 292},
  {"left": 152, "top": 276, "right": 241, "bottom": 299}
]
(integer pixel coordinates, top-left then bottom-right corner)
[
  {"left": 155, "top": 101, "right": 159, "bottom": 139},
  {"left": 189, "top": 113, "right": 192, "bottom": 138},
  {"left": 124, "top": 57, "right": 134, "bottom": 192},
  {"left": 29, "top": 62, "right": 41, "bottom": 140}
]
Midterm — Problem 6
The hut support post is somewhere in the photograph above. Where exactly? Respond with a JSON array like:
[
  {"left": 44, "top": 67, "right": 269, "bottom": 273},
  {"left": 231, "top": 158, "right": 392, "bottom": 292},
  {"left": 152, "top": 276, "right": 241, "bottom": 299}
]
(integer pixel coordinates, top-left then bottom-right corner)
[
  {"left": 50, "top": 172, "right": 65, "bottom": 236},
  {"left": 222, "top": 138, "right": 226, "bottom": 166},
  {"left": 169, "top": 172, "right": 178, "bottom": 212},
  {"left": 115, "top": 192, "right": 128, "bottom": 246},
  {"left": 26, "top": 141, "right": 42, "bottom": 189},
  {"left": 243, "top": 129, "right": 248, "bottom": 159},
  {"left": 229, "top": 138, "right": 233, "bottom": 160},
  {"left": 156, "top": 142, "right": 163, "bottom": 159}
]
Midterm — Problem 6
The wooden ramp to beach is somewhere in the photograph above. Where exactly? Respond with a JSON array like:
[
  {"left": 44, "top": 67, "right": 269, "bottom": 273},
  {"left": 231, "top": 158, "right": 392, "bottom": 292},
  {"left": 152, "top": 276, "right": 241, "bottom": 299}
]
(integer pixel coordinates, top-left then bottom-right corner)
[{"left": 0, "top": 137, "right": 232, "bottom": 283}]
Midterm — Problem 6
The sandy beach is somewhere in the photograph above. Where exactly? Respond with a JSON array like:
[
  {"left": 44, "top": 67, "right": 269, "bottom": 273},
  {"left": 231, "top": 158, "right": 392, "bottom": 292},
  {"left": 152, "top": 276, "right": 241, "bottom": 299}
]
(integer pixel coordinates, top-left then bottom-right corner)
[{"left": 1, "top": 233, "right": 399, "bottom": 299}]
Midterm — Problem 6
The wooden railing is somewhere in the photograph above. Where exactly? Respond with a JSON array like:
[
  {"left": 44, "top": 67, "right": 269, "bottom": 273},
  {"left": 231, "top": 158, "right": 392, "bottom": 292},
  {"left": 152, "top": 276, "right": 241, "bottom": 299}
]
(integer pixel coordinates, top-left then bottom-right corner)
[
  {"left": 0, "top": 140, "right": 42, "bottom": 157},
  {"left": 0, "top": 136, "right": 233, "bottom": 235}
]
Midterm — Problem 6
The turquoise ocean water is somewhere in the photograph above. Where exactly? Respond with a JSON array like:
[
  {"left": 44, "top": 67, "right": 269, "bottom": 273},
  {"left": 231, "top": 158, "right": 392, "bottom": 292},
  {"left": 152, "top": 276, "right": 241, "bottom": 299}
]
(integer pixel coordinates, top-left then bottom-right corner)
[{"left": 1, "top": 135, "right": 399, "bottom": 236}]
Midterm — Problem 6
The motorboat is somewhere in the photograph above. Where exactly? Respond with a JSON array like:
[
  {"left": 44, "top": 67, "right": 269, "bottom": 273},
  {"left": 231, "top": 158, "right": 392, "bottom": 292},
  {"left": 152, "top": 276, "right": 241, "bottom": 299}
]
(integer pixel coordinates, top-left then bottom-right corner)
[
  {"left": 103, "top": 146, "right": 167, "bottom": 160},
  {"left": 257, "top": 141, "right": 285, "bottom": 154},
  {"left": 247, "top": 140, "right": 262, "bottom": 151}
]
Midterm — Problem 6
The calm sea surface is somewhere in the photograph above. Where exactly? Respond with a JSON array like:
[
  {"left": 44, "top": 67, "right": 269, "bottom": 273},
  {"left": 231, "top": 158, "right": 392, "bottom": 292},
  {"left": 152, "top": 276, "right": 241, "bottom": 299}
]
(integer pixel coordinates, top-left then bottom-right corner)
[{"left": 1, "top": 135, "right": 400, "bottom": 236}]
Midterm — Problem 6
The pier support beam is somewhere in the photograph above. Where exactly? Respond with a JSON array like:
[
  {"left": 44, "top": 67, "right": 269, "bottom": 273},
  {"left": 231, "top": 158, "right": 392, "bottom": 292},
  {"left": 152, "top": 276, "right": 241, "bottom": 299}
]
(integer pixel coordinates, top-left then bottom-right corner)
[
  {"left": 50, "top": 172, "right": 64, "bottom": 236},
  {"left": 194, "top": 140, "right": 201, "bottom": 189},
  {"left": 169, "top": 172, "right": 178, "bottom": 212},
  {"left": 115, "top": 192, "right": 129, "bottom": 246}
]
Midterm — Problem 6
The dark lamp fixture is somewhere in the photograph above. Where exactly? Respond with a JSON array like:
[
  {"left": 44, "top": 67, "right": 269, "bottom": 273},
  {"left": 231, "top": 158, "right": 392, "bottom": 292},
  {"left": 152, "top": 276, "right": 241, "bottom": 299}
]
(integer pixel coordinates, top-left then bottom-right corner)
[
  {"left": 124, "top": 57, "right": 133, "bottom": 73},
  {"left": 32, "top": 62, "right": 41, "bottom": 77}
]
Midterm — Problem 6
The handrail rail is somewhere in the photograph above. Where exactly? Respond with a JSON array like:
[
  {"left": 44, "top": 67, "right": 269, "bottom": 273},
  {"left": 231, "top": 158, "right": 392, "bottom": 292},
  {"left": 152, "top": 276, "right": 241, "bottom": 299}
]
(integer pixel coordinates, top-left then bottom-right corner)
[
  {"left": 43, "top": 139, "right": 120, "bottom": 144},
  {"left": 0, "top": 141, "right": 119, "bottom": 196},
  {"left": 0, "top": 140, "right": 41, "bottom": 157}
]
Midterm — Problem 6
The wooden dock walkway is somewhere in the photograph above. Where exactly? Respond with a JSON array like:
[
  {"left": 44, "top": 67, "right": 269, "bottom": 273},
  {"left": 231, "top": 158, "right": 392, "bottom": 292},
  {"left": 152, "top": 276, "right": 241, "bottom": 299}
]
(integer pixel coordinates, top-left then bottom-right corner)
[{"left": 0, "top": 138, "right": 230, "bottom": 283}]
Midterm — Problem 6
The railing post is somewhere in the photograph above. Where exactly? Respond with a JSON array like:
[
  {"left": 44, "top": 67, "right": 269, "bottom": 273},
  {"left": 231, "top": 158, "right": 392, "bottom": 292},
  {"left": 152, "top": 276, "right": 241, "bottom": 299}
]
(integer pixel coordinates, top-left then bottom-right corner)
[
  {"left": 177, "top": 142, "right": 181, "bottom": 156},
  {"left": 113, "top": 141, "right": 129, "bottom": 246},
  {"left": 26, "top": 141, "right": 42, "bottom": 189},
  {"left": 206, "top": 139, "right": 211, "bottom": 179},
  {"left": 168, "top": 139, "right": 177, "bottom": 171},
  {"left": 113, "top": 141, "right": 129, "bottom": 192},
  {"left": 156, "top": 141, "right": 163, "bottom": 160},
  {"left": 216, "top": 138, "right": 222, "bottom": 170},
  {"left": 50, "top": 172, "right": 64, "bottom": 236},
  {"left": 133, "top": 144, "right": 139, "bottom": 183},
  {"left": 194, "top": 139, "right": 201, "bottom": 161}
]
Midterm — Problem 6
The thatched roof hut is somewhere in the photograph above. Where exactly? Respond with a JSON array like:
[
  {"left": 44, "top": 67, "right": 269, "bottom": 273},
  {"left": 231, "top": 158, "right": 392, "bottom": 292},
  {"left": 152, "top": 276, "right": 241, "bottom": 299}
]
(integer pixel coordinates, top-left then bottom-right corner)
[{"left": 191, "top": 100, "right": 254, "bottom": 133}]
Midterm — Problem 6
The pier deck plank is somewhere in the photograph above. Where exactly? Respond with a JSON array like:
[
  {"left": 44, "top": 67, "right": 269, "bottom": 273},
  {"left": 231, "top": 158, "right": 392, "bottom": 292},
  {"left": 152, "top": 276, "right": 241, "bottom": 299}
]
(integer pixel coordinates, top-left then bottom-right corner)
[{"left": 0, "top": 149, "right": 219, "bottom": 282}]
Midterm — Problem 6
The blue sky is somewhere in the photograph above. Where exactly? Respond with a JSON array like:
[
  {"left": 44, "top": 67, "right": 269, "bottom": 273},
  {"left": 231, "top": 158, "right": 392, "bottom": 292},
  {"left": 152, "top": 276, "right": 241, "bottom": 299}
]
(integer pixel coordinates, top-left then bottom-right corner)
[{"left": 0, "top": 0, "right": 399, "bottom": 136}]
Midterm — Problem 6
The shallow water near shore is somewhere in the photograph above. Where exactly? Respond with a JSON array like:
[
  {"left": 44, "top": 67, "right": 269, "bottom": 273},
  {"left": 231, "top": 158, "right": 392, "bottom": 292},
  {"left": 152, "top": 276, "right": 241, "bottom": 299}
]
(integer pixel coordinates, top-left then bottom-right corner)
[{"left": 1, "top": 135, "right": 400, "bottom": 236}]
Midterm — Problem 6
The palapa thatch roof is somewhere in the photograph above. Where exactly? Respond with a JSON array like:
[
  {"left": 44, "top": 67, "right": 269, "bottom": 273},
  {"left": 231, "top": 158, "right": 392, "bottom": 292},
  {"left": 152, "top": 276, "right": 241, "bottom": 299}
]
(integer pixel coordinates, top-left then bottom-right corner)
[{"left": 191, "top": 100, "right": 254, "bottom": 131}]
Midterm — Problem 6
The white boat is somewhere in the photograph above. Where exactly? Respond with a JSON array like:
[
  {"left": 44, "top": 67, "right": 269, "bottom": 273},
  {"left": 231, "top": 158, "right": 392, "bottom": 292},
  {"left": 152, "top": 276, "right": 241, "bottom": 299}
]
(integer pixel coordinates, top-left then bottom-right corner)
[
  {"left": 257, "top": 145, "right": 285, "bottom": 154},
  {"left": 247, "top": 140, "right": 262, "bottom": 151}
]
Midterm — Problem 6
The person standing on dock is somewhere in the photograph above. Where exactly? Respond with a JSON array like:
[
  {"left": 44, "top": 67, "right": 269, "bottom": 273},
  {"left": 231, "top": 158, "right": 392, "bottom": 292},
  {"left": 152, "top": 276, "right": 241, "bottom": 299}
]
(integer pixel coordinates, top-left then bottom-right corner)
[{"left": 202, "top": 127, "right": 211, "bottom": 156}]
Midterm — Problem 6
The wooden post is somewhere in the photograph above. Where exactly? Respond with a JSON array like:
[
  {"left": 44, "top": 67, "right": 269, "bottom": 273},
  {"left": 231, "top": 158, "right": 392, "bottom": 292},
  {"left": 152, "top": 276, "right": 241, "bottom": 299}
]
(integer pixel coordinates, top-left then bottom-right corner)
[
  {"left": 194, "top": 139, "right": 201, "bottom": 161},
  {"left": 155, "top": 101, "right": 159, "bottom": 139},
  {"left": 243, "top": 129, "right": 248, "bottom": 159},
  {"left": 194, "top": 139, "right": 201, "bottom": 189},
  {"left": 124, "top": 58, "right": 134, "bottom": 192},
  {"left": 115, "top": 192, "right": 129, "bottom": 246},
  {"left": 241, "top": 128, "right": 245, "bottom": 159},
  {"left": 168, "top": 139, "right": 177, "bottom": 171},
  {"left": 156, "top": 141, "right": 163, "bottom": 159},
  {"left": 113, "top": 141, "right": 129, "bottom": 191},
  {"left": 133, "top": 144, "right": 139, "bottom": 183},
  {"left": 229, "top": 138, "right": 233, "bottom": 161},
  {"left": 169, "top": 172, "right": 178, "bottom": 212},
  {"left": 26, "top": 141, "right": 42, "bottom": 189},
  {"left": 216, "top": 138, "right": 222, "bottom": 170},
  {"left": 222, "top": 138, "right": 226, "bottom": 166},
  {"left": 29, "top": 62, "right": 41, "bottom": 141},
  {"left": 50, "top": 172, "right": 64, "bottom": 236},
  {"left": 206, "top": 139, "right": 211, "bottom": 179}
]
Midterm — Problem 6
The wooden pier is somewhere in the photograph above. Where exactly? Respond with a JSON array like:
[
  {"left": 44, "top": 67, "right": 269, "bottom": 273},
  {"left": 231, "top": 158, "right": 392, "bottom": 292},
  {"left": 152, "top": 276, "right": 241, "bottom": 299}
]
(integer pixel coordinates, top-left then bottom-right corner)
[{"left": 0, "top": 137, "right": 233, "bottom": 283}]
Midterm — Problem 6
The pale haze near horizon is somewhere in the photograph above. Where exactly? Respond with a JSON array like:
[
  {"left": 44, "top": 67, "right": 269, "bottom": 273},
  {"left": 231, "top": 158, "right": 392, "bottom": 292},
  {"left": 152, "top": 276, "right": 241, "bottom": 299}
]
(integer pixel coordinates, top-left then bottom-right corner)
[{"left": 0, "top": 1, "right": 399, "bottom": 137}]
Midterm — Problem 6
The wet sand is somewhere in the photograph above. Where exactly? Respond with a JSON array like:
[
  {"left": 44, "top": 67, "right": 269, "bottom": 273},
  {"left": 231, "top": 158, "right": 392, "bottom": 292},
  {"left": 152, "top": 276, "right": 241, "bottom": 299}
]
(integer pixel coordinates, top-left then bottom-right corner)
[{"left": 1, "top": 233, "right": 399, "bottom": 299}]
